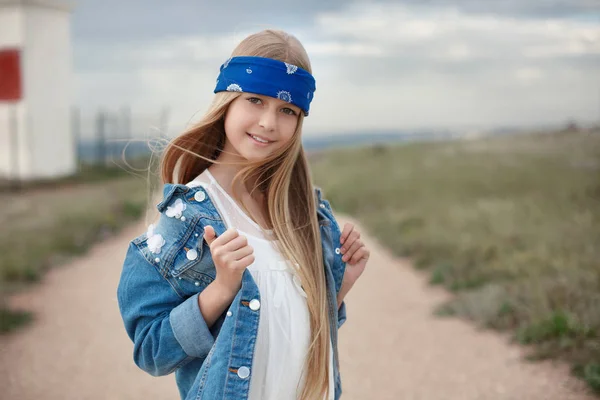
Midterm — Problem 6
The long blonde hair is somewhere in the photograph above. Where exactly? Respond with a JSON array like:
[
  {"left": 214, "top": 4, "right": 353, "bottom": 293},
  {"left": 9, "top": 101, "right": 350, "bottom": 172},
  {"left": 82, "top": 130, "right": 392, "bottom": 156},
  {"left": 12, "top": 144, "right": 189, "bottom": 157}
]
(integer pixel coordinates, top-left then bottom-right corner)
[{"left": 160, "top": 29, "right": 331, "bottom": 400}]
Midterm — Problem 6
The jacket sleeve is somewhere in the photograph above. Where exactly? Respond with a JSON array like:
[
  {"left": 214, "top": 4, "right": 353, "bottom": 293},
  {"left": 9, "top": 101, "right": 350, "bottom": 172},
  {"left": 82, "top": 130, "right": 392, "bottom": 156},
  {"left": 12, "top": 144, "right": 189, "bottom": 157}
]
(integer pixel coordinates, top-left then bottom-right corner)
[{"left": 117, "top": 242, "right": 215, "bottom": 376}]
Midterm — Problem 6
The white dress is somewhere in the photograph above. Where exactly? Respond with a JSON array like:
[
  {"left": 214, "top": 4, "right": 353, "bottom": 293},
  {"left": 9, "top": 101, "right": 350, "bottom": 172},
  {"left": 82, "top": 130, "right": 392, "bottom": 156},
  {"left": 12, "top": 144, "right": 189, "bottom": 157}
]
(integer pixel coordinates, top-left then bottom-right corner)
[{"left": 186, "top": 169, "right": 335, "bottom": 400}]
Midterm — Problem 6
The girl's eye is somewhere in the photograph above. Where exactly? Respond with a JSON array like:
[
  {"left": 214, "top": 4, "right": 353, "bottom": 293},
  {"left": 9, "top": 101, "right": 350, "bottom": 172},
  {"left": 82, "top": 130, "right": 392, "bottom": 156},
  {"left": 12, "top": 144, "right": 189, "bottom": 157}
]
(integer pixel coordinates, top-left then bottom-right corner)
[
  {"left": 247, "top": 97, "right": 262, "bottom": 104},
  {"left": 282, "top": 108, "right": 297, "bottom": 116}
]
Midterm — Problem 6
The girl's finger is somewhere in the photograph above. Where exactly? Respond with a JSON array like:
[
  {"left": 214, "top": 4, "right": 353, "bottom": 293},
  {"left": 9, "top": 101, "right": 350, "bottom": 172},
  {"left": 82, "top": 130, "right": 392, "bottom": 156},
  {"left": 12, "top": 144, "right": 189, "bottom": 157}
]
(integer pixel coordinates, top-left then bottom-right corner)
[
  {"left": 349, "top": 247, "right": 369, "bottom": 265},
  {"left": 232, "top": 253, "right": 255, "bottom": 269},
  {"left": 342, "top": 239, "right": 363, "bottom": 262},
  {"left": 203, "top": 226, "right": 217, "bottom": 245},
  {"left": 210, "top": 228, "right": 239, "bottom": 249},
  {"left": 221, "top": 234, "right": 249, "bottom": 252},
  {"left": 227, "top": 245, "right": 254, "bottom": 262},
  {"left": 340, "top": 223, "right": 354, "bottom": 245},
  {"left": 341, "top": 230, "right": 360, "bottom": 253}
]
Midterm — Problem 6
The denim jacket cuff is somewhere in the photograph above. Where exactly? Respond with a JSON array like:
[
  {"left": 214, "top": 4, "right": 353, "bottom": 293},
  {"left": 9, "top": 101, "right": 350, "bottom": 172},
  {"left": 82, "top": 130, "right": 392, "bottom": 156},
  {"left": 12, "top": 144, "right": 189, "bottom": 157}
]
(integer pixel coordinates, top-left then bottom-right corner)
[
  {"left": 170, "top": 293, "right": 215, "bottom": 359},
  {"left": 337, "top": 300, "right": 347, "bottom": 329}
]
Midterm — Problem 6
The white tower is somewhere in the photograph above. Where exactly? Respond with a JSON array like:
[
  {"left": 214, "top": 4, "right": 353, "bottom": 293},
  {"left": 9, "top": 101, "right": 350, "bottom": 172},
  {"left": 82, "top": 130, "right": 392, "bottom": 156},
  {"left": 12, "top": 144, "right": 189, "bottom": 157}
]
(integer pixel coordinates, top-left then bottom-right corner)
[{"left": 0, "top": 0, "right": 74, "bottom": 181}]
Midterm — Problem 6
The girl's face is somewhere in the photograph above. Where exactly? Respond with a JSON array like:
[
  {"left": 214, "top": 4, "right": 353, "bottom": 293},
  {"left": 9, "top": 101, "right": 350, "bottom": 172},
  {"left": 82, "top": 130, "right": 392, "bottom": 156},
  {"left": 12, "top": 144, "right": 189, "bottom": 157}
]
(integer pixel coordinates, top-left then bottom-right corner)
[{"left": 222, "top": 92, "right": 301, "bottom": 162}]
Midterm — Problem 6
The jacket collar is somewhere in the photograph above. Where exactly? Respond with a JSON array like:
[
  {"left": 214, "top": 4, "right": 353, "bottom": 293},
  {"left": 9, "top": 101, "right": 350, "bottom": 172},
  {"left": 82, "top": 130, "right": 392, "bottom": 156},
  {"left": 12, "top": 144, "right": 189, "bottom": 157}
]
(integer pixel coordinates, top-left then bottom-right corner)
[{"left": 157, "top": 182, "right": 331, "bottom": 226}]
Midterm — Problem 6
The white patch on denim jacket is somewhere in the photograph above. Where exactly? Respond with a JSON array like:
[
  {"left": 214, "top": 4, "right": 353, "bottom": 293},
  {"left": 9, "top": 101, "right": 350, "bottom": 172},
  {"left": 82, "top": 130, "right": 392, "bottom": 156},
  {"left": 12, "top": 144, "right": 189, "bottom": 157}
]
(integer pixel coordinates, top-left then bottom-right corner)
[
  {"left": 146, "top": 224, "right": 166, "bottom": 254},
  {"left": 165, "top": 198, "right": 186, "bottom": 219}
]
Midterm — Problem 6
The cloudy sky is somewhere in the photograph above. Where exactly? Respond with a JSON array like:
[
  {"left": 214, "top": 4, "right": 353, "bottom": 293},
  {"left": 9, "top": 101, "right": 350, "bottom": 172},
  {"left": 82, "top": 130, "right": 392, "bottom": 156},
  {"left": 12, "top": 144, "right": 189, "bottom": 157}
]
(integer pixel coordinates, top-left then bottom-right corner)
[{"left": 71, "top": 0, "right": 600, "bottom": 136}]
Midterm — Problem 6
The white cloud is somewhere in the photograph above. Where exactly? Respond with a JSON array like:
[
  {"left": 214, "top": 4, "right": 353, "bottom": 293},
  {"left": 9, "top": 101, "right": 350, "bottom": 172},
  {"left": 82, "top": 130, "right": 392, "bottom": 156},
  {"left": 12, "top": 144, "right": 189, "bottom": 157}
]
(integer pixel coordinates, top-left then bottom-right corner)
[
  {"left": 514, "top": 67, "right": 544, "bottom": 84},
  {"left": 306, "top": 41, "right": 385, "bottom": 57},
  {"left": 443, "top": 43, "right": 472, "bottom": 61},
  {"left": 74, "top": 2, "right": 600, "bottom": 135},
  {"left": 302, "top": 2, "right": 600, "bottom": 131},
  {"left": 311, "top": 3, "right": 600, "bottom": 62}
]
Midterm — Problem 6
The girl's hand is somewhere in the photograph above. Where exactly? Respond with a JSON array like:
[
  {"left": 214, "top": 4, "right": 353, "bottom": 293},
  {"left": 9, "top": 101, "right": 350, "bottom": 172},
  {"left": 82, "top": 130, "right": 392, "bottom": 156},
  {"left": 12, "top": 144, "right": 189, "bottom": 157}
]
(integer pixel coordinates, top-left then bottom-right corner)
[
  {"left": 204, "top": 226, "right": 255, "bottom": 296},
  {"left": 339, "top": 222, "right": 370, "bottom": 287}
]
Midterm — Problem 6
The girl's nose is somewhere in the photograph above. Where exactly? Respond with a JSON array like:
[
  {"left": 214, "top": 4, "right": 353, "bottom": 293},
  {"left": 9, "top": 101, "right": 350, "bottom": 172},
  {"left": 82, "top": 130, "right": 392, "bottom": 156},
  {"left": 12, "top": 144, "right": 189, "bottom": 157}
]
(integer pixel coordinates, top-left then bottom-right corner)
[{"left": 258, "top": 110, "right": 277, "bottom": 132}]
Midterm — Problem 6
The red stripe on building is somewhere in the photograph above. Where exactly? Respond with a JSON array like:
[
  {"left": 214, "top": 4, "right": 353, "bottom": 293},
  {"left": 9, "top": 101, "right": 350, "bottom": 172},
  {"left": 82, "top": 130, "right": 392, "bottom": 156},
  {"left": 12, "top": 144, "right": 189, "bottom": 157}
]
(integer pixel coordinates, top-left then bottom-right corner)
[{"left": 0, "top": 48, "right": 22, "bottom": 101}]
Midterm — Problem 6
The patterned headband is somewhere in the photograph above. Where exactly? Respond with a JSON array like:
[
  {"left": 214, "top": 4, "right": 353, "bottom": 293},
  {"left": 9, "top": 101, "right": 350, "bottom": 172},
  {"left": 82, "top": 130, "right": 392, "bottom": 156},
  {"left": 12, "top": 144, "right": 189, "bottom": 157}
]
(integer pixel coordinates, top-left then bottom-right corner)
[{"left": 213, "top": 56, "right": 316, "bottom": 116}]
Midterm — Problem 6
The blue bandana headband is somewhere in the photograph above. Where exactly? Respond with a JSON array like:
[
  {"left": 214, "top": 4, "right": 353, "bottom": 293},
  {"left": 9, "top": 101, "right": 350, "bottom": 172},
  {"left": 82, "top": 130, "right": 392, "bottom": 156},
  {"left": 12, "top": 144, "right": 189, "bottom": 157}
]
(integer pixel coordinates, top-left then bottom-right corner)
[{"left": 213, "top": 56, "right": 316, "bottom": 116}]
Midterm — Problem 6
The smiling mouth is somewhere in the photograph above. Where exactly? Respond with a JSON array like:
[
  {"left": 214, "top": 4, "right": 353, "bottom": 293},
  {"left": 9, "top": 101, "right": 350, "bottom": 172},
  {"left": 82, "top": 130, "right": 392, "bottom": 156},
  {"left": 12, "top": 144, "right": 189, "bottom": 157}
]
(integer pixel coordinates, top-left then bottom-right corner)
[{"left": 247, "top": 133, "right": 273, "bottom": 144}]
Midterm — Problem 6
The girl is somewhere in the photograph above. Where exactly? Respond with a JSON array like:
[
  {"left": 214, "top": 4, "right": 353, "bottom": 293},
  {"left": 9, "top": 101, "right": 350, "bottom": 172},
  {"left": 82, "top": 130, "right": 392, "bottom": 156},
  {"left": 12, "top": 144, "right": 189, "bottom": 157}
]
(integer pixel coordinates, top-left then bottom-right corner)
[{"left": 117, "top": 29, "right": 369, "bottom": 400}]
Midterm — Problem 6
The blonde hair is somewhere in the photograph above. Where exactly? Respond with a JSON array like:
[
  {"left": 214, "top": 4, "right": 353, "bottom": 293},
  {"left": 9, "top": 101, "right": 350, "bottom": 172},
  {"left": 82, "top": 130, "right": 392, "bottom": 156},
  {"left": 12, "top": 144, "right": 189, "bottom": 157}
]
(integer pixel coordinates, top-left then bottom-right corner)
[{"left": 160, "top": 29, "right": 331, "bottom": 400}]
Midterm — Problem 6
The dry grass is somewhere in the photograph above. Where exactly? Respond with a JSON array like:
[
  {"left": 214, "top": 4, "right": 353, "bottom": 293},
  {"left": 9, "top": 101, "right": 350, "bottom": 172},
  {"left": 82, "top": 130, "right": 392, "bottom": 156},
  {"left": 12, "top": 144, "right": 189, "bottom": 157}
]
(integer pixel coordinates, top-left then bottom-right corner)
[
  {"left": 0, "top": 168, "right": 154, "bottom": 333},
  {"left": 311, "top": 129, "right": 600, "bottom": 394}
]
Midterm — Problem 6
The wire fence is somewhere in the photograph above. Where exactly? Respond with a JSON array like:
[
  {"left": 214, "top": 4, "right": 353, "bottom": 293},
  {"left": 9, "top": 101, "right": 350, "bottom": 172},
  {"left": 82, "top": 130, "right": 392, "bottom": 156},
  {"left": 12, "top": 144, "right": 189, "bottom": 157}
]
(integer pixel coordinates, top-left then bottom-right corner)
[{"left": 72, "top": 106, "right": 170, "bottom": 166}]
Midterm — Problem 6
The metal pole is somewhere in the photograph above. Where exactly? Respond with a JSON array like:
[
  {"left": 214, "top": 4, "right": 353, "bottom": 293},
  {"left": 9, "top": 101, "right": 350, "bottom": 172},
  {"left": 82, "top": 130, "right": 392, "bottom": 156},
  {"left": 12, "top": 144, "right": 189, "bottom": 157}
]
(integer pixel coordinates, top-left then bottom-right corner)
[
  {"left": 96, "top": 109, "right": 106, "bottom": 166},
  {"left": 71, "top": 106, "right": 81, "bottom": 169},
  {"left": 119, "top": 106, "right": 131, "bottom": 163},
  {"left": 8, "top": 104, "right": 20, "bottom": 191}
]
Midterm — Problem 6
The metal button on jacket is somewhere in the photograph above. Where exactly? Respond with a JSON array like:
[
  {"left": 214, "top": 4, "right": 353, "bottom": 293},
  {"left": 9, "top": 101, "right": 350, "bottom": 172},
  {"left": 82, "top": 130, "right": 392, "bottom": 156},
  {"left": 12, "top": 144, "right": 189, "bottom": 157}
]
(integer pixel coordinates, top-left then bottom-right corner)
[
  {"left": 249, "top": 299, "right": 260, "bottom": 311},
  {"left": 194, "top": 191, "right": 206, "bottom": 202},
  {"left": 237, "top": 366, "right": 250, "bottom": 379},
  {"left": 186, "top": 249, "right": 198, "bottom": 260}
]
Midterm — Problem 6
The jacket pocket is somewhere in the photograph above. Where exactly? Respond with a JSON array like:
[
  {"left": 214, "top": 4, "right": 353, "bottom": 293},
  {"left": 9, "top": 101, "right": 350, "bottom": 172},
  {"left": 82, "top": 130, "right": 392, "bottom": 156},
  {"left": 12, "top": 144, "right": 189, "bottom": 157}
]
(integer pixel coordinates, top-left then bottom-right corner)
[{"left": 170, "top": 233, "right": 216, "bottom": 296}]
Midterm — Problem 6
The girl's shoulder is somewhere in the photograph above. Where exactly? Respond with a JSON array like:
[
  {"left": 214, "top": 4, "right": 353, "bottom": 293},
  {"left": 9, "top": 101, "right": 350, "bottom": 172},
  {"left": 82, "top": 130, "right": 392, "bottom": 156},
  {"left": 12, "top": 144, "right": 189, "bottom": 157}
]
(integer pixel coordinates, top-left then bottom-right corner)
[
  {"left": 124, "top": 183, "right": 344, "bottom": 294},
  {"left": 121, "top": 181, "right": 229, "bottom": 297},
  {"left": 155, "top": 182, "right": 217, "bottom": 217},
  {"left": 128, "top": 182, "right": 224, "bottom": 275},
  {"left": 129, "top": 183, "right": 339, "bottom": 268},
  {"left": 314, "top": 185, "right": 338, "bottom": 227},
  {"left": 145, "top": 182, "right": 332, "bottom": 235}
]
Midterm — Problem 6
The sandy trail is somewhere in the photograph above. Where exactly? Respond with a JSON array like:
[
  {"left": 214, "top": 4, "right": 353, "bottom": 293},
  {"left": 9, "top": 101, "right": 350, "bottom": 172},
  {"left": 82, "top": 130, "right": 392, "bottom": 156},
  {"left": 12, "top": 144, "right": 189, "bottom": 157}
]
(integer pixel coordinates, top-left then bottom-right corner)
[{"left": 0, "top": 215, "right": 594, "bottom": 399}]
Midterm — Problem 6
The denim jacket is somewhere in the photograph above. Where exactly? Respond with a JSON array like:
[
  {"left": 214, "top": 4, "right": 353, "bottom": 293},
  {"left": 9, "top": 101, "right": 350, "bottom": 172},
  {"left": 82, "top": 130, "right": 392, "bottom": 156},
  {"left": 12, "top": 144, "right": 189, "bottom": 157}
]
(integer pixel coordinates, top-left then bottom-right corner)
[{"left": 117, "top": 182, "right": 348, "bottom": 400}]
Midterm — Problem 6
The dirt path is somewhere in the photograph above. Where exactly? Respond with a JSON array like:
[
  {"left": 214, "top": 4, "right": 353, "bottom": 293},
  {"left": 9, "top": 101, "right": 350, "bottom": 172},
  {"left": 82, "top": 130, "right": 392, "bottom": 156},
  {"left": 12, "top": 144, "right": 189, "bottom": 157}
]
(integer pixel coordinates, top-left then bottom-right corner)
[{"left": 0, "top": 215, "right": 595, "bottom": 399}]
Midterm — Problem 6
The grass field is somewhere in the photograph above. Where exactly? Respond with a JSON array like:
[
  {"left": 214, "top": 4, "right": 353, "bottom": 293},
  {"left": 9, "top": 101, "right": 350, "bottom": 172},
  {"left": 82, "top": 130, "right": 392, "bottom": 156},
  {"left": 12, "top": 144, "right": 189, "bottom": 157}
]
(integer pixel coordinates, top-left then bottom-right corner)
[
  {"left": 311, "top": 128, "right": 600, "bottom": 394},
  {"left": 0, "top": 163, "right": 154, "bottom": 333}
]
